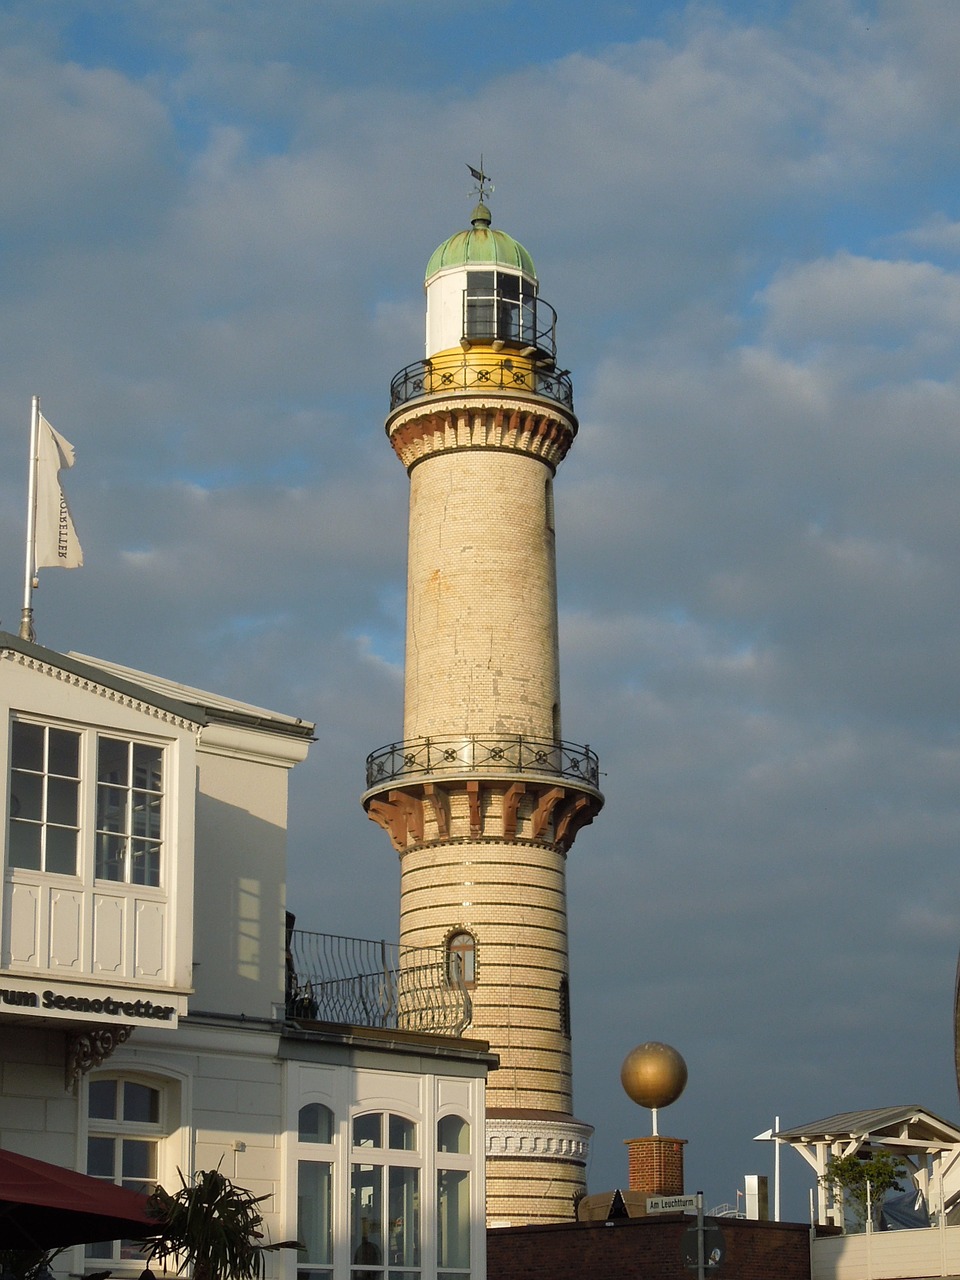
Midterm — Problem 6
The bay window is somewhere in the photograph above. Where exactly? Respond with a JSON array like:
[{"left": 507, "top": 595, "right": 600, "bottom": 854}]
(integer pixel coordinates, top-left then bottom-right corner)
[{"left": 6, "top": 717, "right": 165, "bottom": 888}]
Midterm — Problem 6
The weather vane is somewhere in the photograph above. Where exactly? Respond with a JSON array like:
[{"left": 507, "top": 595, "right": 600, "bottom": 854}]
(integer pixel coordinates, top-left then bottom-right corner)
[{"left": 467, "top": 158, "right": 494, "bottom": 203}]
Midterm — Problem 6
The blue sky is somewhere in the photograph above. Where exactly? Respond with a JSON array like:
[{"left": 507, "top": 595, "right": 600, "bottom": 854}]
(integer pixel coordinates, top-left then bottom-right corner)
[{"left": 2, "top": 0, "right": 960, "bottom": 1220}]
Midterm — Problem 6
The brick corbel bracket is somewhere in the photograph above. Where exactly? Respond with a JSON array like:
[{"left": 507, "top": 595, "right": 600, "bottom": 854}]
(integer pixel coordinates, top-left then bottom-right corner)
[{"left": 367, "top": 790, "right": 425, "bottom": 851}]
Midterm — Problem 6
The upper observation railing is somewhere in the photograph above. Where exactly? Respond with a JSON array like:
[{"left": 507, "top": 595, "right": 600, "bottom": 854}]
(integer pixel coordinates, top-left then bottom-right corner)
[{"left": 389, "top": 356, "right": 574, "bottom": 413}]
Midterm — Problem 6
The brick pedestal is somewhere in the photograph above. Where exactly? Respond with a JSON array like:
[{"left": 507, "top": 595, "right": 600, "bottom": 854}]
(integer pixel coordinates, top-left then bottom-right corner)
[{"left": 624, "top": 1134, "right": 686, "bottom": 1196}]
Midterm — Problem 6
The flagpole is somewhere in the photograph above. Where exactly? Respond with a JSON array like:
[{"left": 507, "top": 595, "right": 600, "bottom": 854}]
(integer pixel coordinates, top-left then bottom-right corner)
[{"left": 19, "top": 395, "right": 40, "bottom": 642}]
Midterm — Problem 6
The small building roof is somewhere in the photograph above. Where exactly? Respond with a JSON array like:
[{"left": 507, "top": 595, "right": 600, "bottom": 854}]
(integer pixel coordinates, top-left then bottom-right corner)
[
  {"left": 776, "top": 1106, "right": 960, "bottom": 1151},
  {"left": 774, "top": 1105, "right": 960, "bottom": 1226},
  {"left": 425, "top": 202, "right": 536, "bottom": 281},
  {"left": 0, "top": 631, "right": 314, "bottom": 740}
]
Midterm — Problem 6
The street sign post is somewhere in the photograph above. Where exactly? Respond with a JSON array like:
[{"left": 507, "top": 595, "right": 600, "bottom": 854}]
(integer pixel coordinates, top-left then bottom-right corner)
[{"left": 646, "top": 1194, "right": 698, "bottom": 1213}]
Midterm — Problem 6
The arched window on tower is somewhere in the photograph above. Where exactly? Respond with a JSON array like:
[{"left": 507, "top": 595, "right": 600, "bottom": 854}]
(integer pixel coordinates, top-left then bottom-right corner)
[{"left": 447, "top": 931, "right": 476, "bottom": 988}]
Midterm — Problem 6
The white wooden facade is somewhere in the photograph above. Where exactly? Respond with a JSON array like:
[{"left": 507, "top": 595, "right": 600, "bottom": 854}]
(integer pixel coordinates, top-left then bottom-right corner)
[{"left": 0, "top": 633, "right": 492, "bottom": 1280}]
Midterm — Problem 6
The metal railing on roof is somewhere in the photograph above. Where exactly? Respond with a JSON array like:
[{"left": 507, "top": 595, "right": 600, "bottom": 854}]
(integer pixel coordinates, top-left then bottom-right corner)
[{"left": 286, "top": 929, "right": 471, "bottom": 1037}]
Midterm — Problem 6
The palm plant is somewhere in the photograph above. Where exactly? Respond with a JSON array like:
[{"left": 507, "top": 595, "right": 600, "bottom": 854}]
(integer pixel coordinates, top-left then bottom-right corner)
[
  {"left": 144, "top": 1168, "right": 298, "bottom": 1280},
  {"left": 0, "top": 1248, "right": 66, "bottom": 1280}
]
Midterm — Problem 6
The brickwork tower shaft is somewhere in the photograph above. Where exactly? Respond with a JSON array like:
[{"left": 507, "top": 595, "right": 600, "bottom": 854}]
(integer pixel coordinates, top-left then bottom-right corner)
[{"left": 364, "top": 202, "right": 603, "bottom": 1225}]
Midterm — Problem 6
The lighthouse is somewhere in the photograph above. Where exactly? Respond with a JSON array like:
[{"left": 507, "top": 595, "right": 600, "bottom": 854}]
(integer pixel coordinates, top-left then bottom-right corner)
[{"left": 363, "top": 189, "right": 603, "bottom": 1224}]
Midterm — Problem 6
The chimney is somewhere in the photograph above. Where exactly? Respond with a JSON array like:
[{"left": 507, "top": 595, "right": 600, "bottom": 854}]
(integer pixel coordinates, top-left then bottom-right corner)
[{"left": 624, "top": 1135, "right": 687, "bottom": 1196}]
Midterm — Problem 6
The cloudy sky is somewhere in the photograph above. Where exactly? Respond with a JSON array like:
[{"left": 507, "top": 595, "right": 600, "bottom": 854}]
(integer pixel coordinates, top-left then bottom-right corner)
[{"left": 2, "top": 0, "right": 959, "bottom": 1218}]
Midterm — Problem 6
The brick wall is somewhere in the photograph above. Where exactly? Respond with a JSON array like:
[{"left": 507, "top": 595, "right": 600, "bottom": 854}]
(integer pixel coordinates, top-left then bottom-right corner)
[
  {"left": 625, "top": 1134, "right": 686, "bottom": 1195},
  {"left": 487, "top": 1213, "right": 811, "bottom": 1280}
]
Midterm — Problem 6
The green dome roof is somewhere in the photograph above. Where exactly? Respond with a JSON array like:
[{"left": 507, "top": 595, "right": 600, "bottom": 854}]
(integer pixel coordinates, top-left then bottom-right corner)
[{"left": 425, "top": 203, "right": 536, "bottom": 281}]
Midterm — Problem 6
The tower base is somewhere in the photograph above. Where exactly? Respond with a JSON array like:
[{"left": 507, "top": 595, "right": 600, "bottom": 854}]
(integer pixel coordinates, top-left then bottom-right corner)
[{"left": 486, "top": 1112, "right": 593, "bottom": 1225}]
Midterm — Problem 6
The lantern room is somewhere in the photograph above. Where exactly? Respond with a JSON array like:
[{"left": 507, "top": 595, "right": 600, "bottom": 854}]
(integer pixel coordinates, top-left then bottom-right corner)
[{"left": 424, "top": 203, "right": 558, "bottom": 363}]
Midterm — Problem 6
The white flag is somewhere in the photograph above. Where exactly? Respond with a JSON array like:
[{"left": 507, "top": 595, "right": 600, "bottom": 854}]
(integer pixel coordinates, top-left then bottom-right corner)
[{"left": 34, "top": 414, "right": 83, "bottom": 570}]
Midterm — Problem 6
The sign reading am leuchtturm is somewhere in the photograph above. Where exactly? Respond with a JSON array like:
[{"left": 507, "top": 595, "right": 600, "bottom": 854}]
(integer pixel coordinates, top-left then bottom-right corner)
[
  {"left": 0, "top": 978, "right": 184, "bottom": 1027},
  {"left": 647, "top": 1194, "right": 699, "bottom": 1213}
]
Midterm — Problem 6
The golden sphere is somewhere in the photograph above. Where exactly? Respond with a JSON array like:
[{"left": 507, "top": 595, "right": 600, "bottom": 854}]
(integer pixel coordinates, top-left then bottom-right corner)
[{"left": 620, "top": 1042, "right": 688, "bottom": 1109}]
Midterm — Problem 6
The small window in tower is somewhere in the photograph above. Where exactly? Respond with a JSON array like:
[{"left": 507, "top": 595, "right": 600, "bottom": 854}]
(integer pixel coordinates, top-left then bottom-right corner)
[
  {"left": 559, "top": 975, "right": 571, "bottom": 1038},
  {"left": 497, "top": 271, "right": 521, "bottom": 341},
  {"left": 447, "top": 932, "right": 476, "bottom": 988},
  {"left": 464, "top": 271, "right": 496, "bottom": 340}
]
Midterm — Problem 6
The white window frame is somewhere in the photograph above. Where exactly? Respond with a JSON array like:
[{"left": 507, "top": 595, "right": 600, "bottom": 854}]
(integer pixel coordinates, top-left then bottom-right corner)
[
  {"left": 435, "top": 1113, "right": 472, "bottom": 1280},
  {"left": 6, "top": 715, "right": 169, "bottom": 892},
  {"left": 82, "top": 1070, "right": 183, "bottom": 1272},
  {"left": 297, "top": 1101, "right": 336, "bottom": 1280},
  {"left": 350, "top": 1109, "right": 423, "bottom": 1280}
]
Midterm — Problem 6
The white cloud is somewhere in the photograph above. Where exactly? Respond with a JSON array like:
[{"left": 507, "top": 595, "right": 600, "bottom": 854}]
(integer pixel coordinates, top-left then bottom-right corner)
[{"left": 2, "top": 0, "right": 960, "bottom": 1213}]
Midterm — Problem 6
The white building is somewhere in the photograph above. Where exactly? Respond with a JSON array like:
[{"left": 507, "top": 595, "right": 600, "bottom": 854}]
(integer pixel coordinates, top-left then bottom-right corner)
[{"left": 0, "top": 629, "right": 493, "bottom": 1280}]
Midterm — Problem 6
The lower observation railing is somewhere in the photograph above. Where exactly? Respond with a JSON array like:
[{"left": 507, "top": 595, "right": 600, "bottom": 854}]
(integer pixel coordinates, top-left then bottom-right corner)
[
  {"left": 366, "top": 734, "right": 600, "bottom": 792},
  {"left": 389, "top": 357, "right": 574, "bottom": 412},
  {"left": 286, "top": 930, "right": 471, "bottom": 1037}
]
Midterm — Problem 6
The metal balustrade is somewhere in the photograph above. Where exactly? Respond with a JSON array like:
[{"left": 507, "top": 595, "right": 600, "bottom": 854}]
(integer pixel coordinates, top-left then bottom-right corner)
[
  {"left": 365, "top": 733, "right": 600, "bottom": 792},
  {"left": 389, "top": 357, "right": 574, "bottom": 412},
  {"left": 286, "top": 929, "right": 471, "bottom": 1036}
]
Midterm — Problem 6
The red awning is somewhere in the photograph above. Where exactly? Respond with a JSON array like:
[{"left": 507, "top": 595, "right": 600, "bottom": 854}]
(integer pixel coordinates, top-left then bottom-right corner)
[{"left": 0, "top": 1147, "right": 159, "bottom": 1248}]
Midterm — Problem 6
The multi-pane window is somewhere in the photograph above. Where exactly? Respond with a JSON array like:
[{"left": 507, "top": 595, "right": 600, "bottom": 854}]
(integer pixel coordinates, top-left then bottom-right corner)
[
  {"left": 351, "top": 1112, "right": 420, "bottom": 1280},
  {"left": 298, "top": 1103, "right": 334, "bottom": 1280},
  {"left": 463, "top": 270, "right": 537, "bottom": 346},
  {"left": 86, "top": 1076, "right": 163, "bottom": 1262},
  {"left": 8, "top": 721, "right": 80, "bottom": 874},
  {"left": 6, "top": 720, "right": 166, "bottom": 888},
  {"left": 96, "top": 737, "right": 163, "bottom": 886},
  {"left": 437, "top": 1117, "right": 470, "bottom": 1280}
]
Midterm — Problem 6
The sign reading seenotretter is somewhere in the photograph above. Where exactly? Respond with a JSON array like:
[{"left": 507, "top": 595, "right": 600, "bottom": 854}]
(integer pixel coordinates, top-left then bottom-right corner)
[{"left": 0, "top": 978, "right": 184, "bottom": 1027}]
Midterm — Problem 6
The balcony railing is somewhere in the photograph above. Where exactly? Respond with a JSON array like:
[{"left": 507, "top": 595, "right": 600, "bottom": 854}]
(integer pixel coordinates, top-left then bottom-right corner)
[
  {"left": 389, "top": 357, "right": 574, "bottom": 412},
  {"left": 365, "top": 734, "right": 601, "bottom": 792},
  {"left": 286, "top": 929, "right": 471, "bottom": 1037}
]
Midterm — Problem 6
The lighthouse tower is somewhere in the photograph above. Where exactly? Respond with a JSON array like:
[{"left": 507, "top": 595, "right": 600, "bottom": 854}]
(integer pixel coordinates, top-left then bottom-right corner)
[{"left": 363, "top": 194, "right": 603, "bottom": 1224}]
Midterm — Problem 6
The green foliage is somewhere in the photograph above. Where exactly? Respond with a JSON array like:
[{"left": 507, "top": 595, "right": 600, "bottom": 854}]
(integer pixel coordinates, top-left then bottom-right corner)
[
  {"left": 145, "top": 1168, "right": 299, "bottom": 1280},
  {"left": 820, "top": 1150, "right": 908, "bottom": 1230}
]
